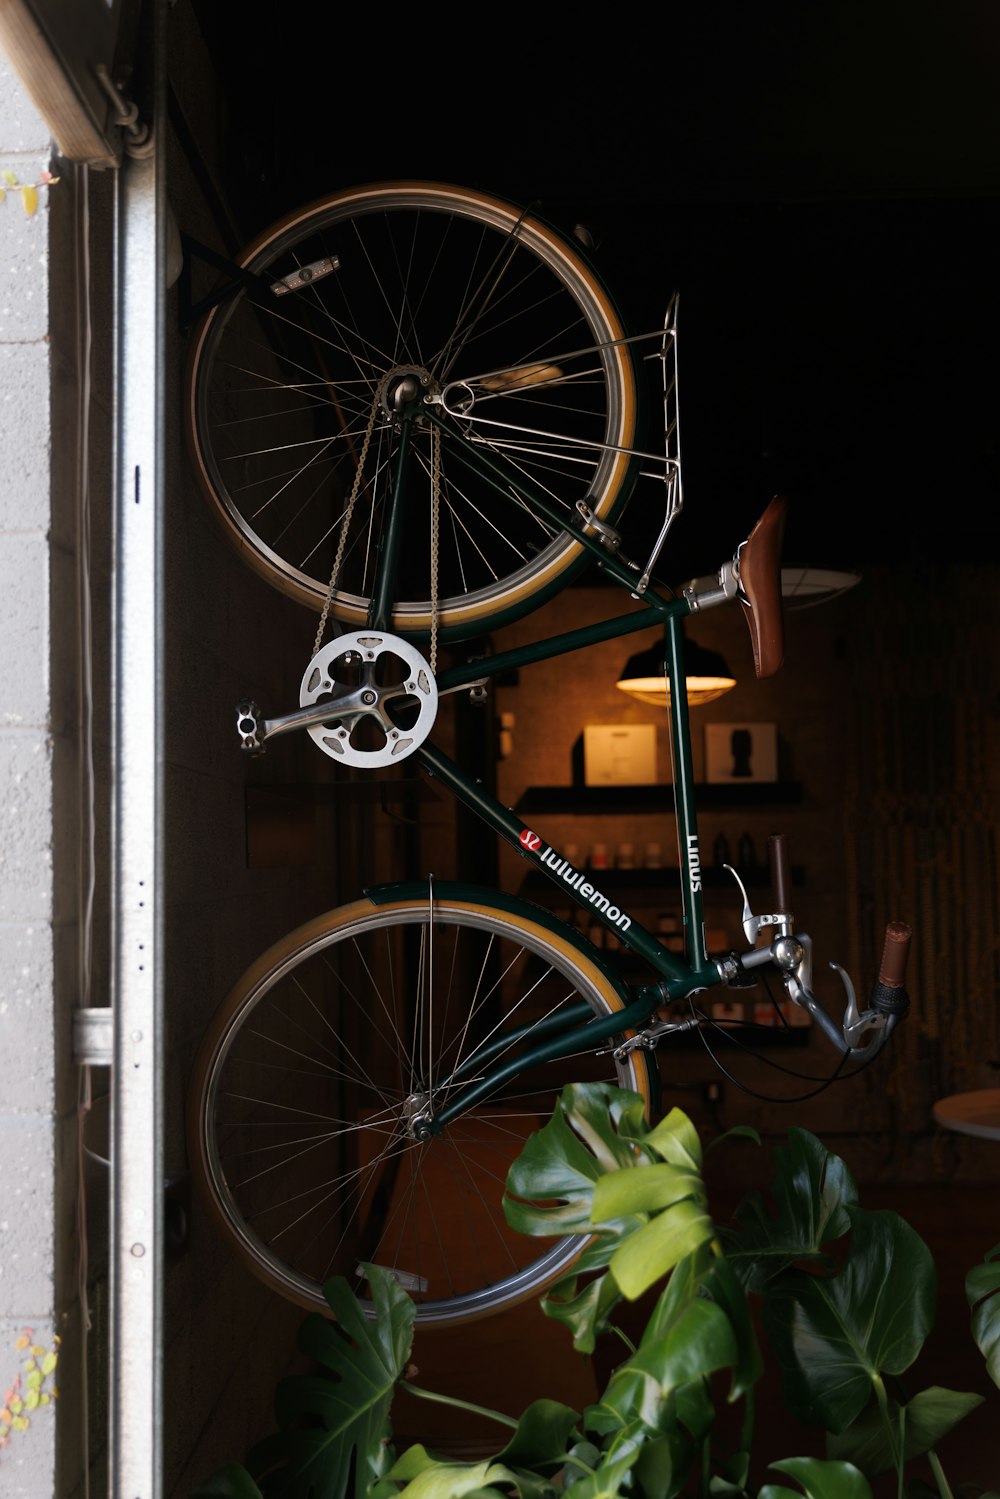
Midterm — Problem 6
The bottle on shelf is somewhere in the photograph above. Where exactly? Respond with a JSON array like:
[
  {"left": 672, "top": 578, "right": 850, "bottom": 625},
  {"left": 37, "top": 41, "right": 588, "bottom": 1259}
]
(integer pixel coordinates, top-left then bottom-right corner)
[
  {"left": 738, "top": 832, "right": 758, "bottom": 868},
  {"left": 589, "top": 842, "right": 610, "bottom": 870},
  {"left": 713, "top": 832, "right": 731, "bottom": 868}
]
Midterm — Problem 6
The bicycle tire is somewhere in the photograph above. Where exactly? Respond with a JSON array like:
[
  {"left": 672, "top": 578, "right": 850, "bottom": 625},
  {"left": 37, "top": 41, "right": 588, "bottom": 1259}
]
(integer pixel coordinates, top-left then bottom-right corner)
[
  {"left": 183, "top": 181, "right": 639, "bottom": 639},
  {"left": 186, "top": 888, "right": 654, "bottom": 1325}
]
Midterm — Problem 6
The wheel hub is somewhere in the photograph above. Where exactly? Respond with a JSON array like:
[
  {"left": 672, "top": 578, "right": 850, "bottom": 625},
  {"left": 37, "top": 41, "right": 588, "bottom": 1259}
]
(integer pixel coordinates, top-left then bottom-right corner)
[
  {"left": 382, "top": 366, "right": 435, "bottom": 421},
  {"left": 403, "top": 1090, "right": 433, "bottom": 1140}
]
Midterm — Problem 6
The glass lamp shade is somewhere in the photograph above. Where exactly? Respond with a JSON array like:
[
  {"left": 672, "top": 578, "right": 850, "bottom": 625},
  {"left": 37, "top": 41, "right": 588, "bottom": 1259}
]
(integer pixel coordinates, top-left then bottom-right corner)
[{"left": 616, "top": 639, "right": 736, "bottom": 709}]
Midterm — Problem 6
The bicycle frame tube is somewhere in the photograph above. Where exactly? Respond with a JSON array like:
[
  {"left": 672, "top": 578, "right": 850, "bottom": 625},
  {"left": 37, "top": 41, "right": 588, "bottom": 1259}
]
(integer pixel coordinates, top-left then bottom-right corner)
[
  {"left": 435, "top": 600, "right": 681, "bottom": 692},
  {"left": 418, "top": 739, "right": 699, "bottom": 987},
  {"left": 425, "top": 405, "right": 653, "bottom": 596},
  {"left": 366, "top": 409, "right": 726, "bottom": 1112},
  {"left": 665, "top": 613, "right": 710, "bottom": 972},
  {"left": 428, "top": 990, "right": 663, "bottom": 1130}
]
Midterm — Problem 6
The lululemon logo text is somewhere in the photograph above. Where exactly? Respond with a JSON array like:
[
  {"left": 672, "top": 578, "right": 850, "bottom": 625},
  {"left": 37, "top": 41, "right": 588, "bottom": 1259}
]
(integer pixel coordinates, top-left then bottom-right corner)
[{"left": 520, "top": 834, "right": 632, "bottom": 932}]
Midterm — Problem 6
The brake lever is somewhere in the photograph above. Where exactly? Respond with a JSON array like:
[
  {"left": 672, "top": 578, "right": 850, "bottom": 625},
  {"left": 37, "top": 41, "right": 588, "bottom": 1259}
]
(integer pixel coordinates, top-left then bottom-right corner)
[
  {"left": 781, "top": 925, "right": 912, "bottom": 1061},
  {"left": 723, "top": 863, "right": 788, "bottom": 945},
  {"left": 723, "top": 833, "right": 912, "bottom": 1062}
]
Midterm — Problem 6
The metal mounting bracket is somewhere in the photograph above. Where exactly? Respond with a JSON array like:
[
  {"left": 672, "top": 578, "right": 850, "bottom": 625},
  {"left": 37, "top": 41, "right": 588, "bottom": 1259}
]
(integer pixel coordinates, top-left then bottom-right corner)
[{"left": 73, "top": 1007, "right": 113, "bottom": 1068}]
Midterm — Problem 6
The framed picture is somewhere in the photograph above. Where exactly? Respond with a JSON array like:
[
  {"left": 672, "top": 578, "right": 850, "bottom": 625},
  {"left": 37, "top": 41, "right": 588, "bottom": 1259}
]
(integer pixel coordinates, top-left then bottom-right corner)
[
  {"left": 583, "top": 724, "right": 657, "bottom": 786},
  {"left": 704, "top": 722, "right": 778, "bottom": 784}
]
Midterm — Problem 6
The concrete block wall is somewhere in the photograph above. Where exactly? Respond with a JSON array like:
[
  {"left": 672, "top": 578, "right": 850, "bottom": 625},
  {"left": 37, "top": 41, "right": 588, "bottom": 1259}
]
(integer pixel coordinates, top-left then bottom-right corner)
[
  {"left": 2, "top": 12, "right": 418, "bottom": 1491},
  {"left": 0, "top": 53, "right": 64, "bottom": 1499}
]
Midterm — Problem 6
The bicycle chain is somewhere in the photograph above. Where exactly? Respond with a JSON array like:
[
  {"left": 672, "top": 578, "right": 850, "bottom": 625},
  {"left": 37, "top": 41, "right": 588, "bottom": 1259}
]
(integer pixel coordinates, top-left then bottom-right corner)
[
  {"left": 312, "top": 377, "right": 386, "bottom": 659},
  {"left": 312, "top": 375, "right": 441, "bottom": 676},
  {"left": 429, "top": 423, "right": 440, "bottom": 674}
]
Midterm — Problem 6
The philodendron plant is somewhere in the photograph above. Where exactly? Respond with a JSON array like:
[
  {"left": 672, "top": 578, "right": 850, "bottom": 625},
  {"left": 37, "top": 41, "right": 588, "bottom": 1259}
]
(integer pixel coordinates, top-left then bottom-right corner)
[{"left": 192, "top": 1083, "right": 1000, "bottom": 1499}]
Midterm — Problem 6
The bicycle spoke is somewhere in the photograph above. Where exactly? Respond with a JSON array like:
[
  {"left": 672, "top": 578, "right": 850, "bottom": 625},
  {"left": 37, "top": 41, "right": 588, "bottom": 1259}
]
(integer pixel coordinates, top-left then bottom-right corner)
[
  {"left": 192, "top": 886, "right": 649, "bottom": 1322},
  {"left": 187, "top": 183, "right": 636, "bottom": 629}
]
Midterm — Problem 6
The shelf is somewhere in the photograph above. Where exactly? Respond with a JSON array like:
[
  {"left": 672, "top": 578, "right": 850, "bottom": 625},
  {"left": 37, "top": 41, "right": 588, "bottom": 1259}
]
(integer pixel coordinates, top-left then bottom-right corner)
[{"left": 515, "top": 783, "right": 803, "bottom": 814}]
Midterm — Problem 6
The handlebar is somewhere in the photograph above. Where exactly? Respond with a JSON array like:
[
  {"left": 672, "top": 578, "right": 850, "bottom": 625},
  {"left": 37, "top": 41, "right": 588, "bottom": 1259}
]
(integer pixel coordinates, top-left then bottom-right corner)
[
  {"left": 709, "top": 833, "right": 912, "bottom": 1064},
  {"left": 768, "top": 832, "right": 792, "bottom": 915}
]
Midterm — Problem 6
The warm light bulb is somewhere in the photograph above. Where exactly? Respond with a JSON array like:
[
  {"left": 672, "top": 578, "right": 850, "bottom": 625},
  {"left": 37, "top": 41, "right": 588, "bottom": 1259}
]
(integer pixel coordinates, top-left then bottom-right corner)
[{"left": 616, "top": 674, "right": 736, "bottom": 709}]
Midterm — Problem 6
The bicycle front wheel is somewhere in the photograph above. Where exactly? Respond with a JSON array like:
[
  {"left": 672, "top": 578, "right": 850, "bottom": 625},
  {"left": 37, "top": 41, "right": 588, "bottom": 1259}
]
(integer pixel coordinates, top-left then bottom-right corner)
[
  {"left": 186, "top": 889, "right": 653, "bottom": 1325},
  {"left": 184, "top": 181, "right": 639, "bottom": 639}
]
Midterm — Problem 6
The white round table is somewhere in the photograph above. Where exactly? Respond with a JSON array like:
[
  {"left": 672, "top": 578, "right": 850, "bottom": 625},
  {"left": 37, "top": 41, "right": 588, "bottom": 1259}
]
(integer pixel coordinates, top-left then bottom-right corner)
[{"left": 932, "top": 1090, "right": 1000, "bottom": 1142}]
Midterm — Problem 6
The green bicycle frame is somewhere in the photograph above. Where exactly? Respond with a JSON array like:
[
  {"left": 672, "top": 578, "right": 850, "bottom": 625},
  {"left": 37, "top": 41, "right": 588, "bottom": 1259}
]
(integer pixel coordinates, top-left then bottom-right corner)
[{"left": 363, "top": 403, "right": 728, "bottom": 1126}]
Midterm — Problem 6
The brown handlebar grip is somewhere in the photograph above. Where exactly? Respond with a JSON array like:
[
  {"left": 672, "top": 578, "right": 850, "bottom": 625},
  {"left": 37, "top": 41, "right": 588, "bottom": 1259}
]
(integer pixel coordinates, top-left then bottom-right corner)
[
  {"left": 768, "top": 833, "right": 791, "bottom": 913},
  {"left": 878, "top": 921, "right": 913, "bottom": 988}
]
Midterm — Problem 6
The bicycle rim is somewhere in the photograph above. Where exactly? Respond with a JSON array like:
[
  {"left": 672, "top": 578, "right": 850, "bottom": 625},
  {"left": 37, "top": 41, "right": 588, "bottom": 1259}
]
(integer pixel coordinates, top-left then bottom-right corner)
[
  {"left": 184, "top": 181, "right": 638, "bottom": 638},
  {"left": 187, "top": 894, "right": 652, "bottom": 1325}
]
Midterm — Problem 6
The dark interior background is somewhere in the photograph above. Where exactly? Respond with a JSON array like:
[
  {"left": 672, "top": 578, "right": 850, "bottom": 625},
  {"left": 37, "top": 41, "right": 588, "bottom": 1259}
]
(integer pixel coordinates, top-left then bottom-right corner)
[
  {"left": 187, "top": 1, "right": 1000, "bottom": 582},
  {"left": 150, "top": 11, "right": 1000, "bottom": 1489}
]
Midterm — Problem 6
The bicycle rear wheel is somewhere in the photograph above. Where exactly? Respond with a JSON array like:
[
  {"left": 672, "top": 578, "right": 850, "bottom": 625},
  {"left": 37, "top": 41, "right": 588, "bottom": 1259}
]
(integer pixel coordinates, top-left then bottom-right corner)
[
  {"left": 184, "top": 181, "right": 639, "bottom": 639},
  {"left": 186, "top": 889, "right": 653, "bottom": 1325}
]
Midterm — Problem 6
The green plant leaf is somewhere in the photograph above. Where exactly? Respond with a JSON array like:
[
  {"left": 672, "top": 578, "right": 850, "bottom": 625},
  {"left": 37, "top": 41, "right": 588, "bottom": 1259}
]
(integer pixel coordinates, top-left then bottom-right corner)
[
  {"left": 608, "top": 1198, "right": 716, "bottom": 1300},
  {"left": 592, "top": 1161, "right": 704, "bottom": 1222},
  {"left": 537, "top": 1261, "right": 623, "bottom": 1354},
  {"left": 385, "top": 1450, "right": 545, "bottom": 1497},
  {"left": 631, "top": 1433, "right": 678, "bottom": 1497},
  {"left": 387, "top": 1445, "right": 446, "bottom": 1480},
  {"left": 697, "top": 1257, "right": 765, "bottom": 1401},
  {"left": 627, "top": 1296, "right": 739, "bottom": 1392},
  {"left": 496, "top": 1399, "right": 581, "bottom": 1473},
  {"left": 190, "top": 1463, "right": 266, "bottom": 1498},
  {"left": 825, "top": 1384, "right": 984, "bottom": 1475},
  {"left": 591, "top": 1293, "right": 738, "bottom": 1444},
  {"left": 762, "top": 1208, "right": 935, "bottom": 1432},
  {"left": 233, "top": 1265, "right": 414, "bottom": 1499},
  {"left": 505, "top": 1083, "right": 661, "bottom": 1350},
  {"left": 966, "top": 1241, "right": 1000, "bottom": 1389},
  {"left": 643, "top": 1106, "right": 704, "bottom": 1171},
  {"left": 560, "top": 1431, "right": 643, "bottom": 1498},
  {"left": 721, "top": 1129, "right": 858, "bottom": 1293},
  {"left": 504, "top": 1083, "right": 652, "bottom": 1239},
  {"left": 759, "top": 1455, "right": 873, "bottom": 1499}
]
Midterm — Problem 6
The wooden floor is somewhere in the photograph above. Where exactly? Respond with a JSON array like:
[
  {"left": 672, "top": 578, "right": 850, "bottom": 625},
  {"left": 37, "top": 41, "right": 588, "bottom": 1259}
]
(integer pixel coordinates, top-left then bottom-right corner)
[{"left": 393, "top": 1181, "right": 1000, "bottom": 1492}]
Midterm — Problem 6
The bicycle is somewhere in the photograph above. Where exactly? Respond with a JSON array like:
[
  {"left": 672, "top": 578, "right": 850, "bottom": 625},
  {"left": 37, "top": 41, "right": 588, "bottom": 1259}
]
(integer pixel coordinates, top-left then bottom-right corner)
[{"left": 182, "top": 180, "right": 912, "bottom": 1328}]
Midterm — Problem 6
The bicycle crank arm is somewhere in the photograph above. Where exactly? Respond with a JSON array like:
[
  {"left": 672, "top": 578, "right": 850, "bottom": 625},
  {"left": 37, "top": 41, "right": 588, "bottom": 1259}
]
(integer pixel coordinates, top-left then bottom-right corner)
[
  {"left": 235, "top": 675, "right": 489, "bottom": 754},
  {"left": 235, "top": 692, "right": 399, "bottom": 753}
]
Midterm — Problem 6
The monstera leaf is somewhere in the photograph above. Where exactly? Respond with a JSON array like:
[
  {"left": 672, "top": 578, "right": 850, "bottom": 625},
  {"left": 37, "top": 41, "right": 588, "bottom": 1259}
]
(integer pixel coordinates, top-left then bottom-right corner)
[
  {"left": 825, "top": 1385, "right": 984, "bottom": 1475},
  {"left": 503, "top": 1081, "right": 653, "bottom": 1239},
  {"left": 720, "top": 1128, "right": 858, "bottom": 1293},
  {"left": 191, "top": 1265, "right": 415, "bottom": 1499},
  {"left": 758, "top": 1456, "right": 873, "bottom": 1499},
  {"left": 495, "top": 1398, "right": 582, "bottom": 1474},
  {"left": 762, "top": 1207, "right": 935, "bottom": 1433},
  {"left": 190, "top": 1466, "right": 268, "bottom": 1498},
  {"left": 967, "top": 1241, "right": 1000, "bottom": 1390},
  {"left": 385, "top": 1446, "right": 556, "bottom": 1499},
  {"left": 503, "top": 1082, "right": 658, "bottom": 1351}
]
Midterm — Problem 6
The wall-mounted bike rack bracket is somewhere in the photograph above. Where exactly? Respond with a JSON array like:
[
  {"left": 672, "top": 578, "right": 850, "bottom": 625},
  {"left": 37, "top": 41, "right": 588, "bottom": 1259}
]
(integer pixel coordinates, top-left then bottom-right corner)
[{"left": 176, "top": 232, "right": 275, "bottom": 329}]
